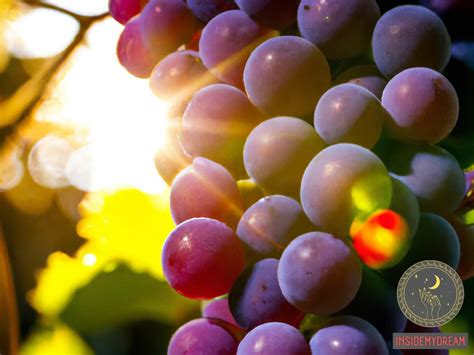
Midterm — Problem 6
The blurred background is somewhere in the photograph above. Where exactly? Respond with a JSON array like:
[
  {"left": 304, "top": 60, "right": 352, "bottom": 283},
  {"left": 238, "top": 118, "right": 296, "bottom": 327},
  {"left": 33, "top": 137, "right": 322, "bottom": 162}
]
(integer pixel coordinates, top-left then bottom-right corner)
[{"left": 0, "top": 0, "right": 473, "bottom": 354}]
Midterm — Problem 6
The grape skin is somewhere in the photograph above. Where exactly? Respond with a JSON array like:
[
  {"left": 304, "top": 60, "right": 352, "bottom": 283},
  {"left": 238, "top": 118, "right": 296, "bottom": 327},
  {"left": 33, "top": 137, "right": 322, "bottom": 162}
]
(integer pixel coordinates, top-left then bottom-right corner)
[
  {"left": 168, "top": 318, "right": 238, "bottom": 354},
  {"left": 149, "top": 50, "right": 218, "bottom": 112},
  {"left": 237, "top": 322, "right": 310, "bottom": 355},
  {"left": 237, "top": 195, "right": 312, "bottom": 260},
  {"left": 109, "top": 0, "right": 146, "bottom": 25},
  {"left": 170, "top": 157, "right": 244, "bottom": 229},
  {"left": 203, "top": 298, "right": 240, "bottom": 327},
  {"left": 229, "top": 258, "right": 304, "bottom": 329},
  {"left": 300, "top": 143, "right": 392, "bottom": 237},
  {"left": 181, "top": 84, "right": 265, "bottom": 179},
  {"left": 278, "top": 232, "right": 362, "bottom": 315},
  {"left": 243, "top": 116, "right": 325, "bottom": 199},
  {"left": 199, "top": 10, "right": 272, "bottom": 88},
  {"left": 162, "top": 217, "right": 245, "bottom": 299},
  {"left": 372, "top": 5, "right": 451, "bottom": 78},
  {"left": 382, "top": 142, "right": 465, "bottom": 215},
  {"left": 314, "top": 83, "right": 383, "bottom": 149},
  {"left": 310, "top": 316, "right": 389, "bottom": 355},
  {"left": 298, "top": 0, "right": 380, "bottom": 60},
  {"left": 140, "top": 0, "right": 197, "bottom": 58},
  {"left": 187, "top": 0, "right": 237, "bottom": 22},
  {"left": 382, "top": 67, "right": 459, "bottom": 144},
  {"left": 244, "top": 36, "right": 331, "bottom": 118},
  {"left": 235, "top": 0, "right": 300, "bottom": 30},
  {"left": 333, "top": 64, "right": 387, "bottom": 99},
  {"left": 116, "top": 16, "right": 160, "bottom": 78}
]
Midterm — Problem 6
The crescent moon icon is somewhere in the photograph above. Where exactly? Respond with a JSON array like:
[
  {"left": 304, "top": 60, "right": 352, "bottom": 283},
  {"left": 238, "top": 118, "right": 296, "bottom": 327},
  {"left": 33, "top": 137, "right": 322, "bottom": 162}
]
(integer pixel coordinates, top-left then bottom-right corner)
[{"left": 428, "top": 274, "right": 441, "bottom": 290}]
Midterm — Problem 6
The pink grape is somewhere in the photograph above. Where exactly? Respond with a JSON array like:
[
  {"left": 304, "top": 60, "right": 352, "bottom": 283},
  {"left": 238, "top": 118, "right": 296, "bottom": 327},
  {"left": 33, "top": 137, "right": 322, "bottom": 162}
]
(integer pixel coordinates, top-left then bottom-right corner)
[
  {"left": 168, "top": 318, "right": 238, "bottom": 354},
  {"left": 181, "top": 84, "right": 265, "bottom": 179},
  {"left": 163, "top": 217, "right": 244, "bottom": 299},
  {"left": 116, "top": 16, "right": 161, "bottom": 78},
  {"left": 199, "top": 10, "right": 273, "bottom": 88},
  {"left": 149, "top": 50, "right": 218, "bottom": 112},
  {"left": 140, "top": 0, "right": 197, "bottom": 58},
  {"left": 170, "top": 157, "right": 244, "bottom": 229},
  {"left": 109, "top": 0, "right": 147, "bottom": 25}
]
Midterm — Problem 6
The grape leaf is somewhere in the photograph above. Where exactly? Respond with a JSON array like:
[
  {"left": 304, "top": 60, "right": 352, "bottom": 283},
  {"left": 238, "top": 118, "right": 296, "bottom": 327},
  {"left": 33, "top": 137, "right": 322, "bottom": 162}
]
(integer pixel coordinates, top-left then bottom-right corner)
[{"left": 60, "top": 264, "right": 199, "bottom": 335}]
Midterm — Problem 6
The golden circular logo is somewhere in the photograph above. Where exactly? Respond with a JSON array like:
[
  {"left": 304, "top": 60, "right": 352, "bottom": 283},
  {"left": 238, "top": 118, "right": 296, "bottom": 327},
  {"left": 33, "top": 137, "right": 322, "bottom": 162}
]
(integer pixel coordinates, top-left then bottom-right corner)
[{"left": 397, "top": 260, "right": 464, "bottom": 328}]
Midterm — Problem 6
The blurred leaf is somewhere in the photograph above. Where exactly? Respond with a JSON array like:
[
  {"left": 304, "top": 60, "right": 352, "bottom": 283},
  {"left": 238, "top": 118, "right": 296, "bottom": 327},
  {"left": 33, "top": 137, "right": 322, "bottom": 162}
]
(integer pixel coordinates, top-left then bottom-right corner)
[
  {"left": 60, "top": 264, "right": 198, "bottom": 334},
  {"left": 0, "top": 226, "right": 19, "bottom": 355},
  {"left": 21, "top": 323, "right": 93, "bottom": 355},
  {"left": 77, "top": 188, "right": 175, "bottom": 280}
]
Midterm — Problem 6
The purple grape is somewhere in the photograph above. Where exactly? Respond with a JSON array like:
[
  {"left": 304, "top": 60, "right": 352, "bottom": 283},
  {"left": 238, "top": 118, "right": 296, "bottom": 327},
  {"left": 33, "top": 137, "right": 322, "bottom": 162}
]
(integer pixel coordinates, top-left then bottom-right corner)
[
  {"left": 170, "top": 157, "right": 244, "bottom": 229},
  {"left": 334, "top": 64, "right": 387, "bottom": 99},
  {"left": 237, "top": 195, "right": 312, "bottom": 260},
  {"left": 235, "top": 0, "right": 300, "bottom": 30},
  {"left": 149, "top": 50, "right": 218, "bottom": 113},
  {"left": 382, "top": 67, "right": 459, "bottom": 144},
  {"left": 314, "top": 84, "right": 383, "bottom": 148},
  {"left": 310, "top": 316, "right": 389, "bottom": 355},
  {"left": 187, "top": 0, "right": 237, "bottom": 22},
  {"left": 237, "top": 179, "right": 264, "bottom": 210},
  {"left": 109, "top": 0, "right": 147, "bottom": 25},
  {"left": 372, "top": 5, "right": 451, "bottom": 78},
  {"left": 382, "top": 142, "right": 465, "bottom": 215},
  {"left": 168, "top": 318, "right": 238, "bottom": 354},
  {"left": 154, "top": 125, "right": 192, "bottom": 185},
  {"left": 237, "top": 322, "right": 310, "bottom": 355},
  {"left": 116, "top": 16, "right": 161, "bottom": 78},
  {"left": 199, "top": 10, "right": 272, "bottom": 88},
  {"left": 181, "top": 84, "right": 264, "bottom": 179},
  {"left": 298, "top": 0, "right": 380, "bottom": 60},
  {"left": 140, "top": 0, "right": 197, "bottom": 58},
  {"left": 163, "top": 217, "right": 245, "bottom": 299},
  {"left": 300, "top": 144, "right": 392, "bottom": 237},
  {"left": 243, "top": 117, "right": 325, "bottom": 198},
  {"left": 203, "top": 298, "right": 240, "bottom": 327},
  {"left": 229, "top": 259, "right": 304, "bottom": 329},
  {"left": 278, "top": 232, "right": 362, "bottom": 315},
  {"left": 244, "top": 36, "right": 331, "bottom": 118}
]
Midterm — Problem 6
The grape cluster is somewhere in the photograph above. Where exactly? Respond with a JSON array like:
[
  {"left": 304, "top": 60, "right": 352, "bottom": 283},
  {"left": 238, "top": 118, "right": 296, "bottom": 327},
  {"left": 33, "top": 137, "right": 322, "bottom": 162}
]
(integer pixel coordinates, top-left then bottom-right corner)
[{"left": 110, "top": 0, "right": 472, "bottom": 353}]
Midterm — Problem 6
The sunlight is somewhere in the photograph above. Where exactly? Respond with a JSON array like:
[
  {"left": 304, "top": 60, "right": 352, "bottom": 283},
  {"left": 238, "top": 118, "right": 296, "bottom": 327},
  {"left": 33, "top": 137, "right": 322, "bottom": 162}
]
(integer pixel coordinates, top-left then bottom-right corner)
[
  {"left": 5, "top": 7, "right": 79, "bottom": 58},
  {"left": 32, "top": 18, "right": 169, "bottom": 193}
]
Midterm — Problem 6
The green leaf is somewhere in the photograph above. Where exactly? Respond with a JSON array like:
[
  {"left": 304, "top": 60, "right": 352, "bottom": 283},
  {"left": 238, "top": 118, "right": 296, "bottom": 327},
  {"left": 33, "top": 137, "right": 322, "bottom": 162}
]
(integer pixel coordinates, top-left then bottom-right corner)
[{"left": 60, "top": 264, "right": 199, "bottom": 335}]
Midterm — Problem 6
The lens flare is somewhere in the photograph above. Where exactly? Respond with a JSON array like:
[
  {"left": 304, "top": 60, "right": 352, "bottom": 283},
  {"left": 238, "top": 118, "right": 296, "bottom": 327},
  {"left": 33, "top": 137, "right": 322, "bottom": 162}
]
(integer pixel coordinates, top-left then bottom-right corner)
[{"left": 350, "top": 209, "right": 410, "bottom": 269}]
